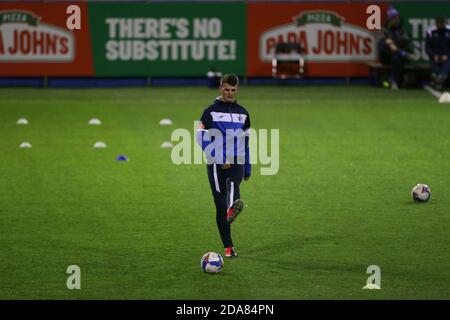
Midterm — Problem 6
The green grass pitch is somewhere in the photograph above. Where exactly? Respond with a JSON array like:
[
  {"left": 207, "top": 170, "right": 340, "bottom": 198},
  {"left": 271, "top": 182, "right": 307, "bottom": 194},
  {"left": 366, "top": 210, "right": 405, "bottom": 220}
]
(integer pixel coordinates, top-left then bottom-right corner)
[{"left": 0, "top": 86, "right": 449, "bottom": 299}]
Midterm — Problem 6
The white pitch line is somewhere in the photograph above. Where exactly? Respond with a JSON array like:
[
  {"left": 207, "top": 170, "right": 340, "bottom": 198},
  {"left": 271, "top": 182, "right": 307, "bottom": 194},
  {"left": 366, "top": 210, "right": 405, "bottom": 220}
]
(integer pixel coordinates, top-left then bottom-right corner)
[{"left": 423, "top": 85, "right": 442, "bottom": 99}]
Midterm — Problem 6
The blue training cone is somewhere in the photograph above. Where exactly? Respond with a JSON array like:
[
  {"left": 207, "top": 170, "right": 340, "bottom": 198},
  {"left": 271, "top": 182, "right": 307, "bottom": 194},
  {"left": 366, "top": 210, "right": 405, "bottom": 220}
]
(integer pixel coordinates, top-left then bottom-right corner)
[{"left": 116, "top": 155, "right": 129, "bottom": 161}]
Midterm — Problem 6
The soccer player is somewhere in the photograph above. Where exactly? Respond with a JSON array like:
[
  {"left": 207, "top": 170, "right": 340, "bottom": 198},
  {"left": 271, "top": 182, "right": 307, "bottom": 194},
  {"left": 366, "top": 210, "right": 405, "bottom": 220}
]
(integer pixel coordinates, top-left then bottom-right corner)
[
  {"left": 196, "top": 74, "right": 251, "bottom": 258},
  {"left": 426, "top": 17, "right": 450, "bottom": 91}
]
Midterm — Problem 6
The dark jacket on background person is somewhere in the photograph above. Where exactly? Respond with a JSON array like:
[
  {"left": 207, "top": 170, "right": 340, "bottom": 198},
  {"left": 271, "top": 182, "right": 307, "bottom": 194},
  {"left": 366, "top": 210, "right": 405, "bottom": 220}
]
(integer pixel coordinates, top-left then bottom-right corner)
[{"left": 426, "top": 25, "right": 450, "bottom": 58}]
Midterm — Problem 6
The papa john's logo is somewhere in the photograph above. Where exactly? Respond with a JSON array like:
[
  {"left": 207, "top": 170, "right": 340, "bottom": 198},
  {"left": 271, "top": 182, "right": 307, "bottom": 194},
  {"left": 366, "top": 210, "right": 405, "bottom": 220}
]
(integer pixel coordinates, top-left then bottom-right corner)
[
  {"left": 0, "top": 10, "right": 75, "bottom": 62},
  {"left": 260, "top": 10, "right": 376, "bottom": 62}
]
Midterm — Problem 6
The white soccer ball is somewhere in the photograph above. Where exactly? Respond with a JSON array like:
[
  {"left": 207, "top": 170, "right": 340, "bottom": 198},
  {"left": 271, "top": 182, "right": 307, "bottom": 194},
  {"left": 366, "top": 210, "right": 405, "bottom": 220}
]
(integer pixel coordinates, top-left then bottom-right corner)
[
  {"left": 201, "top": 252, "right": 224, "bottom": 274},
  {"left": 411, "top": 183, "right": 431, "bottom": 202}
]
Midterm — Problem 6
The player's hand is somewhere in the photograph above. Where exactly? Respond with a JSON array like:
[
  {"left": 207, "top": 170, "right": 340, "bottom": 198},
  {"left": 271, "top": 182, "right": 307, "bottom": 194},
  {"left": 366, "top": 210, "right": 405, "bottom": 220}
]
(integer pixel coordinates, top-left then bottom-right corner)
[
  {"left": 441, "top": 55, "right": 448, "bottom": 62},
  {"left": 434, "top": 55, "right": 441, "bottom": 63}
]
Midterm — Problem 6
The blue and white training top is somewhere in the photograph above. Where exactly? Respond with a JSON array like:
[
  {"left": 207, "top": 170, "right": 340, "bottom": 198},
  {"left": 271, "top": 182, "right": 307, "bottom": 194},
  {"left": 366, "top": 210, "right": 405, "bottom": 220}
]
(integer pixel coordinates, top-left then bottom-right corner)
[{"left": 196, "top": 97, "right": 251, "bottom": 178}]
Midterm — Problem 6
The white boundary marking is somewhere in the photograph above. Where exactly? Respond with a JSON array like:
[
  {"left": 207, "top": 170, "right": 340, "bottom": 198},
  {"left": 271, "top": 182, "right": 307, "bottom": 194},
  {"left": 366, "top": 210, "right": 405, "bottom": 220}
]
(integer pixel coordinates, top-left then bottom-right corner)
[{"left": 423, "top": 85, "right": 442, "bottom": 99}]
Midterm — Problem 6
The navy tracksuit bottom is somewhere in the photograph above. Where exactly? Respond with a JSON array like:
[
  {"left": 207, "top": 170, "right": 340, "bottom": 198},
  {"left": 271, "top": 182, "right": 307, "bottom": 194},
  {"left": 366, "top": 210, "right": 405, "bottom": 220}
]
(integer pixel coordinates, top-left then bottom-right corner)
[{"left": 207, "top": 163, "right": 243, "bottom": 248}]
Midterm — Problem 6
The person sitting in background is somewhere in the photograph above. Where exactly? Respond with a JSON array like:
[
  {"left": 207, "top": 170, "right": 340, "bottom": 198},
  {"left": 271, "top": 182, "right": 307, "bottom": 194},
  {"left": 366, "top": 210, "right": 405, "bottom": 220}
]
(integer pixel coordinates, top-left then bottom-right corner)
[
  {"left": 426, "top": 17, "right": 450, "bottom": 91},
  {"left": 378, "top": 7, "right": 414, "bottom": 90},
  {"left": 207, "top": 68, "right": 223, "bottom": 89}
]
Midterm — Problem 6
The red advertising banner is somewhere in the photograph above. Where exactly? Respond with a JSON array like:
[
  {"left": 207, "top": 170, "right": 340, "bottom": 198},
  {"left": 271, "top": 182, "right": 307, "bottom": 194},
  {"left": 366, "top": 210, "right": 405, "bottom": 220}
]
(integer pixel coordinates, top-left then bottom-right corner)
[
  {"left": 0, "top": 2, "right": 93, "bottom": 76},
  {"left": 247, "top": 3, "right": 389, "bottom": 77}
]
